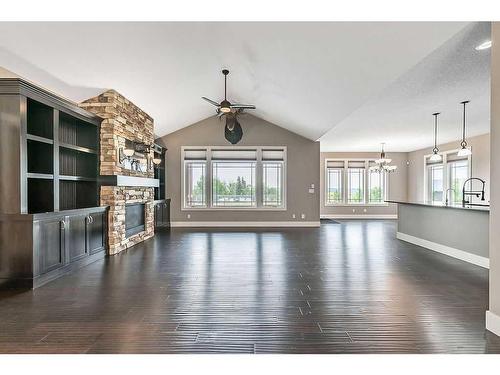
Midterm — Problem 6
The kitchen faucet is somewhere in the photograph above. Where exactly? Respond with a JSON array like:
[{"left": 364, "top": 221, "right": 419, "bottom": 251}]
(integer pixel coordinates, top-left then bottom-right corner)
[{"left": 462, "top": 177, "right": 486, "bottom": 207}]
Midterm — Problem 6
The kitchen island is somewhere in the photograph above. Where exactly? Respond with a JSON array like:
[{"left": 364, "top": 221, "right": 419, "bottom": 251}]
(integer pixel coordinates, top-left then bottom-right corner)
[{"left": 387, "top": 199, "right": 490, "bottom": 268}]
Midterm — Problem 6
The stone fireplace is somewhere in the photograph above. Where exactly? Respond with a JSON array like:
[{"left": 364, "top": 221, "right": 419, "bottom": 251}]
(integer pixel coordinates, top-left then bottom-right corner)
[{"left": 80, "top": 90, "right": 156, "bottom": 255}]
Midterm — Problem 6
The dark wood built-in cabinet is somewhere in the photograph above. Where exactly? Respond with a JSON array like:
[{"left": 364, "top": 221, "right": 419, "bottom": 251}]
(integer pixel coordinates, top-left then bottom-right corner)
[
  {"left": 154, "top": 199, "right": 171, "bottom": 229},
  {"left": 33, "top": 207, "right": 108, "bottom": 287},
  {"left": 0, "top": 78, "right": 108, "bottom": 289}
]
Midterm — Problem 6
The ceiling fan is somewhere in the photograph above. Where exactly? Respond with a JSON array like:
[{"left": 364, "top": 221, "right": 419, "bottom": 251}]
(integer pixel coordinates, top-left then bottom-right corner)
[
  {"left": 202, "top": 69, "right": 256, "bottom": 144},
  {"left": 202, "top": 69, "right": 256, "bottom": 115}
]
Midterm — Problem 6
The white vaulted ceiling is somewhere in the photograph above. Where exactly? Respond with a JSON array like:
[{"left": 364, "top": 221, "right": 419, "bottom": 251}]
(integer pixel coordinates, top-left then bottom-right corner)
[{"left": 0, "top": 22, "right": 487, "bottom": 151}]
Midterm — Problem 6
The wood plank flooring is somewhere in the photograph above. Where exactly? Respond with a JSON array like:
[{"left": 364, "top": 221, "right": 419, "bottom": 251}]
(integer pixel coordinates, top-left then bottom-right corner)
[{"left": 1, "top": 220, "right": 500, "bottom": 353}]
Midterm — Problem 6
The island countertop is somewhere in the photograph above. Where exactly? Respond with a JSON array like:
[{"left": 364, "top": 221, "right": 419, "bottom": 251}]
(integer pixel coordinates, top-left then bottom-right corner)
[{"left": 385, "top": 199, "right": 490, "bottom": 212}]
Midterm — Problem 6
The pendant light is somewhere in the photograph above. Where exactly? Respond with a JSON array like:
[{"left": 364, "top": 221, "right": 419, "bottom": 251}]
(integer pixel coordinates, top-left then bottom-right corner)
[
  {"left": 429, "top": 112, "right": 442, "bottom": 162},
  {"left": 457, "top": 100, "right": 472, "bottom": 156}
]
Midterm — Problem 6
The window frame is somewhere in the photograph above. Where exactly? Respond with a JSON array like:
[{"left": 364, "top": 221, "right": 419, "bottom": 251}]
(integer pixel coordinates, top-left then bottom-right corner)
[
  {"left": 368, "top": 167, "right": 387, "bottom": 204},
  {"left": 448, "top": 159, "right": 470, "bottom": 205},
  {"left": 323, "top": 158, "right": 389, "bottom": 207},
  {"left": 211, "top": 159, "right": 257, "bottom": 208},
  {"left": 423, "top": 149, "right": 472, "bottom": 204},
  {"left": 181, "top": 146, "right": 287, "bottom": 211},
  {"left": 183, "top": 159, "right": 208, "bottom": 208},
  {"left": 324, "top": 166, "right": 343, "bottom": 206},
  {"left": 262, "top": 160, "right": 285, "bottom": 208},
  {"left": 347, "top": 167, "right": 366, "bottom": 205}
]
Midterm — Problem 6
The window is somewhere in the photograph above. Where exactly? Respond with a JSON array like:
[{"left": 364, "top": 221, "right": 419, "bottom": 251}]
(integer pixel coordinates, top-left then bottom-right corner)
[
  {"left": 182, "top": 147, "right": 286, "bottom": 209},
  {"left": 347, "top": 163, "right": 365, "bottom": 203},
  {"left": 326, "top": 169, "right": 343, "bottom": 204},
  {"left": 427, "top": 164, "right": 444, "bottom": 203},
  {"left": 184, "top": 148, "right": 207, "bottom": 208},
  {"left": 424, "top": 152, "right": 470, "bottom": 204},
  {"left": 324, "top": 159, "right": 391, "bottom": 206},
  {"left": 448, "top": 159, "right": 469, "bottom": 204},
  {"left": 263, "top": 162, "right": 284, "bottom": 207},
  {"left": 212, "top": 161, "right": 256, "bottom": 207},
  {"left": 368, "top": 169, "right": 385, "bottom": 203},
  {"left": 184, "top": 161, "right": 206, "bottom": 207},
  {"left": 325, "top": 160, "right": 343, "bottom": 205}
]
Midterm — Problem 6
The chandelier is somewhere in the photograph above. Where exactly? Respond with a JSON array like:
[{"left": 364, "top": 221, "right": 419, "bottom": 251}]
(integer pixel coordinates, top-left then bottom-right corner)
[{"left": 370, "top": 143, "right": 397, "bottom": 173}]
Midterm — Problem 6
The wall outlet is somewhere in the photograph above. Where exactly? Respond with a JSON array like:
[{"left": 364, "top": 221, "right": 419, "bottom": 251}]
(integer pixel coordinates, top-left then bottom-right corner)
[
  {"left": 187, "top": 214, "right": 191, "bottom": 219},
  {"left": 301, "top": 213, "right": 306, "bottom": 219},
  {"left": 292, "top": 214, "right": 296, "bottom": 219},
  {"left": 311, "top": 184, "right": 315, "bottom": 189},
  {"left": 308, "top": 188, "right": 315, "bottom": 194}
]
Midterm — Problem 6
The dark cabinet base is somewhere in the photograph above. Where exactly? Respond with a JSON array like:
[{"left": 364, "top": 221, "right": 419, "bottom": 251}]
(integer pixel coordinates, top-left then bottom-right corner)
[
  {"left": 154, "top": 199, "right": 170, "bottom": 229},
  {"left": 33, "top": 249, "right": 105, "bottom": 289},
  {"left": 0, "top": 206, "right": 108, "bottom": 290}
]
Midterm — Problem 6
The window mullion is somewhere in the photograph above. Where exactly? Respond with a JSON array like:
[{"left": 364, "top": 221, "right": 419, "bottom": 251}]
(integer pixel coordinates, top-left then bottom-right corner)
[
  {"left": 256, "top": 148, "right": 263, "bottom": 208},
  {"left": 207, "top": 147, "right": 212, "bottom": 208}
]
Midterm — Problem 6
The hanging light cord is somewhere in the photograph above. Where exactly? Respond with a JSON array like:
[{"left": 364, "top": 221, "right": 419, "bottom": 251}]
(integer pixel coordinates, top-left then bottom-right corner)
[
  {"left": 432, "top": 113, "right": 440, "bottom": 153},
  {"left": 461, "top": 101, "right": 469, "bottom": 148}
]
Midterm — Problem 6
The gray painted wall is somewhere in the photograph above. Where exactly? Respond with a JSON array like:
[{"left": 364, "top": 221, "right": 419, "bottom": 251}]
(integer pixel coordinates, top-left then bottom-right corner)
[
  {"left": 398, "top": 204, "right": 489, "bottom": 258},
  {"left": 158, "top": 114, "right": 320, "bottom": 223},
  {"left": 320, "top": 151, "right": 408, "bottom": 217},
  {"left": 490, "top": 22, "right": 500, "bottom": 321}
]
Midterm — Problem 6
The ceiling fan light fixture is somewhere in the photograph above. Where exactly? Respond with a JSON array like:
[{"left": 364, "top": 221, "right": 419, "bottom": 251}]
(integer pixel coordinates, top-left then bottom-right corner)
[{"left": 220, "top": 100, "right": 231, "bottom": 113}]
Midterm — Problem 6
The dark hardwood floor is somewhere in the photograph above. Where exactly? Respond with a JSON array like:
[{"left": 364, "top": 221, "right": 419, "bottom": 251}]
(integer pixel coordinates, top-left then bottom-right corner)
[{"left": 1, "top": 220, "right": 500, "bottom": 354}]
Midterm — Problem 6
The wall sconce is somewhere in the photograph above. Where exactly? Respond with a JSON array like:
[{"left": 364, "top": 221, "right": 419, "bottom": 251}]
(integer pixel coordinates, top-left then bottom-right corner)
[{"left": 119, "top": 146, "right": 136, "bottom": 163}]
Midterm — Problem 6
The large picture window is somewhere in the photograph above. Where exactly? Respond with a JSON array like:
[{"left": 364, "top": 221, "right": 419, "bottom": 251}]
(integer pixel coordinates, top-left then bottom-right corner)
[
  {"left": 212, "top": 161, "right": 256, "bottom": 207},
  {"left": 182, "top": 147, "right": 286, "bottom": 209}
]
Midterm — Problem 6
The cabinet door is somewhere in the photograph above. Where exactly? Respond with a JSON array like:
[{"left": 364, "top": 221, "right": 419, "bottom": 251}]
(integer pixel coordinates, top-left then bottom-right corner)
[
  {"left": 36, "top": 217, "right": 65, "bottom": 275},
  {"left": 67, "top": 214, "right": 88, "bottom": 262},
  {"left": 154, "top": 203, "right": 162, "bottom": 228},
  {"left": 87, "top": 212, "right": 106, "bottom": 255}
]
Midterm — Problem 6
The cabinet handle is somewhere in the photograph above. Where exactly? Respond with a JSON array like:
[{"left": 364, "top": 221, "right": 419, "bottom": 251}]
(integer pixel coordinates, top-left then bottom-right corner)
[
  {"left": 89, "top": 215, "right": 94, "bottom": 224},
  {"left": 60, "top": 220, "right": 66, "bottom": 230}
]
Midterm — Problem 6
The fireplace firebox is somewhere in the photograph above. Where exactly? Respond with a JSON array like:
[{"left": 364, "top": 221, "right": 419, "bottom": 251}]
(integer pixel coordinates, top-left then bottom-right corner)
[{"left": 125, "top": 203, "right": 146, "bottom": 238}]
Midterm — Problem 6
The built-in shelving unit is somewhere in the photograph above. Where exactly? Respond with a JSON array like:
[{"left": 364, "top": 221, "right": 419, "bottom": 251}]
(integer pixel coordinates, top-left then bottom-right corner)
[
  {"left": 0, "top": 78, "right": 107, "bottom": 289},
  {"left": 23, "top": 93, "right": 100, "bottom": 213}
]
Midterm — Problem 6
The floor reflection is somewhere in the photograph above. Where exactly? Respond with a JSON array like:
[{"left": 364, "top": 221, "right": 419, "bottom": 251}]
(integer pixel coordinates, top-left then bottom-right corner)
[{"left": 0, "top": 221, "right": 499, "bottom": 353}]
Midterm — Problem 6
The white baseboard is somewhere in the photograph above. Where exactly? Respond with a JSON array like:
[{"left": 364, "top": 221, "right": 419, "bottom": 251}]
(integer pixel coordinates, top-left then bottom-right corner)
[
  {"left": 486, "top": 311, "right": 500, "bottom": 337},
  {"left": 171, "top": 221, "right": 321, "bottom": 228},
  {"left": 396, "top": 231, "right": 489, "bottom": 269},
  {"left": 321, "top": 214, "right": 397, "bottom": 219}
]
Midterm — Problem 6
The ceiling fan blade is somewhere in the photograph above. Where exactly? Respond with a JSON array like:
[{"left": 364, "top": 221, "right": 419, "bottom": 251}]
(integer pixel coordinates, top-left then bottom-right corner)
[
  {"left": 202, "top": 97, "right": 220, "bottom": 107},
  {"left": 231, "top": 104, "right": 256, "bottom": 109}
]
